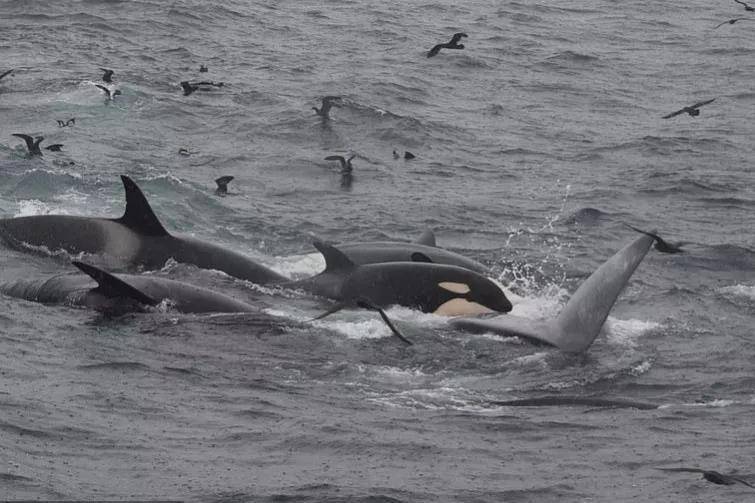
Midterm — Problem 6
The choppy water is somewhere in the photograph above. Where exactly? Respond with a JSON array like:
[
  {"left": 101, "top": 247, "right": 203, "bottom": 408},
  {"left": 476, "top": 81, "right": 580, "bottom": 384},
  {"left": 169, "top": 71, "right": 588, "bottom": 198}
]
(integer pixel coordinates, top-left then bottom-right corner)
[{"left": 1, "top": 0, "right": 754, "bottom": 501}]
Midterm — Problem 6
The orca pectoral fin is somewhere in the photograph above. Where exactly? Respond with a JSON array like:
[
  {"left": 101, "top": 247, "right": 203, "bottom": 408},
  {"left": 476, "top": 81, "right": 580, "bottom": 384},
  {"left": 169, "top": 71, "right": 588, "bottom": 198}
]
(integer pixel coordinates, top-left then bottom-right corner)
[
  {"left": 311, "top": 302, "right": 348, "bottom": 321},
  {"left": 355, "top": 298, "right": 413, "bottom": 345},
  {"left": 414, "top": 229, "right": 437, "bottom": 247},
  {"left": 451, "top": 235, "right": 654, "bottom": 353},
  {"left": 115, "top": 175, "right": 170, "bottom": 236},
  {"left": 71, "top": 261, "right": 158, "bottom": 306}
]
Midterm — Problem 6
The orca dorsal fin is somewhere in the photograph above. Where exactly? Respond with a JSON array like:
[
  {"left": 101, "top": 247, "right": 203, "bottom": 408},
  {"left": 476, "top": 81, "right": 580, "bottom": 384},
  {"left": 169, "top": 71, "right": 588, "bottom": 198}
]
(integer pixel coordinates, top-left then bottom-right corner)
[
  {"left": 115, "top": 175, "right": 170, "bottom": 236},
  {"left": 312, "top": 240, "right": 356, "bottom": 272},
  {"left": 71, "top": 261, "right": 157, "bottom": 306},
  {"left": 411, "top": 252, "right": 433, "bottom": 263},
  {"left": 414, "top": 229, "right": 436, "bottom": 247}
]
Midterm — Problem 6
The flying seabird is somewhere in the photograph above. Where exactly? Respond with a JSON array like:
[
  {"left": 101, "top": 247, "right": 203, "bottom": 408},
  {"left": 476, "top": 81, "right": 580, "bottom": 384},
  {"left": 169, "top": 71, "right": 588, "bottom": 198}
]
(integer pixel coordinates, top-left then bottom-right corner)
[
  {"left": 655, "top": 468, "right": 754, "bottom": 488},
  {"left": 100, "top": 68, "right": 114, "bottom": 83},
  {"left": 427, "top": 32, "right": 468, "bottom": 58},
  {"left": 325, "top": 154, "right": 355, "bottom": 174},
  {"left": 734, "top": 0, "right": 755, "bottom": 12},
  {"left": 661, "top": 98, "right": 715, "bottom": 119},
  {"left": 57, "top": 118, "right": 75, "bottom": 127},
  {"left": 199, "top": 65, "right": 208, "bottom": 72},
  {"left": 0, "top": 69, "right": 13, "bottom": 81},
  {"left": 714, "top": 17, "right": 755, "bottom": 28},
  {"left": 624, "top": 224, "right": 685, "bottom": 253},
  {"left": 12, "top": 134, "right": 44, "bottom": 156},
  {"left": 312, "top": 96, "right": 341, "bottom": 119},
  {"left": 215, "top": 175, "right": 234, "bottom": 195},
  {"left": 95, "top": 84, "right": 121, "bottom": 100},
  {"left": 181, "top": 80, "right": 223, "bottom": 96}
]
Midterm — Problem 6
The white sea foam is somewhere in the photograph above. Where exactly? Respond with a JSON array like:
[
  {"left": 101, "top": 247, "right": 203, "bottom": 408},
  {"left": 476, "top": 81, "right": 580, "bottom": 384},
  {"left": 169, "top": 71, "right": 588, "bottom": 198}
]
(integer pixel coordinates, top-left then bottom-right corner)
[
  {"left": 605, "top": 318, "right": 661, "bottom": 347},
  {"left": 717, "top": 284, "right": 755, "bottom": 301}
]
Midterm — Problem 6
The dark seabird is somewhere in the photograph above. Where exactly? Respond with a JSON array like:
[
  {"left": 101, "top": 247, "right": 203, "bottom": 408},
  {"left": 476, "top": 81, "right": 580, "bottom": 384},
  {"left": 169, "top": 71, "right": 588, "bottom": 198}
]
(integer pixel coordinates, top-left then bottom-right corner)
[
  {"left": 655, "top": 468, "right": 755, "bottom": 488},
  {"left": 95, "top": 84, "right": 121, "bottom": 100},
  {"left": 215, "top": 175, "right": 234, "bottom": 195},
  {"left": 12, "top": 134, "right": 44, "bottom": 156},
  {"left": 100, "top": 68, "right": 114, "bottom": 83},
  {"left": 714, "top": 17, "right": 755, "bottom": 28},
  {"left": 199, "top": 65, "right": 208, "bottom": 72},
  {"left": 57, "top": 118, "right": 75, "bottom": 127},
  {"left": 181, "top": 80, "right": 223, "bottom": 96},
  {"left": 325, "top": 154, "right": 355, "bottom": 174},
  {"left": 178, "top": 148, "right": 197, "bottom": 156},
  {"left": 427, "top": 32, "right": 468, "bottom": 58},
  {"left": 624, "top": 224, "right": 685, "bottom": 253},
  {"left": 44, "top": 144, "right": 64, "bottom": 152},
  {"left": 661, "top": 98, "right": 715, "bottom": 119},
  {"left": 312, "top": 96, "right": 341, "bottom": 119},
  {"left": 734, "top": 0, "right": 755, "bottom": 12},
  {"left": 0, "top": 69, "right": 13, "bottom": 81}
]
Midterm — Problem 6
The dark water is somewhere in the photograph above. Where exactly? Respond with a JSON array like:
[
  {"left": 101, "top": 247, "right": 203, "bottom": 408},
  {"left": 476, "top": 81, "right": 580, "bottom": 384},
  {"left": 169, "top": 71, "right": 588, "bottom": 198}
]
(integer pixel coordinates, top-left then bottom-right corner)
[{"left": 1, "top": 0, "right": 754, "bottom": 501}]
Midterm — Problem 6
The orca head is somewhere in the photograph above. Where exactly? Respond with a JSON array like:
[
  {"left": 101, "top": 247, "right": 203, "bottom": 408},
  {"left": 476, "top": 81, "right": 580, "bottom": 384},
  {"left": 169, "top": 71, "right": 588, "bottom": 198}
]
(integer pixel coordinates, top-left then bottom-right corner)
[{"left": 434, "top": 274, "right": 512, "bottom": 316}]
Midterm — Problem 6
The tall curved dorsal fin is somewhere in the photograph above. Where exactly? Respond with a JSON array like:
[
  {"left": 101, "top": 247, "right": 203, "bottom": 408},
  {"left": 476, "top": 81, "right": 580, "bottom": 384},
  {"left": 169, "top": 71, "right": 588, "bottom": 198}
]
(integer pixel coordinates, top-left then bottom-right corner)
[
  {"left": 72, "top": 261, "right": 157, "bottom": 305},
  {"left": 414, "top": 229, "right": 436, "bottom": 247},
  {"left": 115, "top": 175, "right": 170, "bottom": 236},
  {"left": 312, "top": 240, "right": 355, "bottom": 272}
]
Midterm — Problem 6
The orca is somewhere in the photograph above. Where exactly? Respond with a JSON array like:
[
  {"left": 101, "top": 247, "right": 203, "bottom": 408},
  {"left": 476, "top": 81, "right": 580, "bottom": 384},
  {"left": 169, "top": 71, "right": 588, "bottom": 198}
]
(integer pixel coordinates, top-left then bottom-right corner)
[
  {"left": 336, "top": 229, "right": 488, "bottom": 273},
  {"left": 0, "top": 176, "right": 286, "bottom": 284},
  {"left": 293, "top": 240, "right": 512, "bottom": 316},
  {"left": 0, "top": 261, "right": 411, "bottom": 342},
  {"left": 0, "top": 261, "right": 258, "bottom": 315},
  {"left": 450, "top": 234, "right": 654, "bottom": 353}
]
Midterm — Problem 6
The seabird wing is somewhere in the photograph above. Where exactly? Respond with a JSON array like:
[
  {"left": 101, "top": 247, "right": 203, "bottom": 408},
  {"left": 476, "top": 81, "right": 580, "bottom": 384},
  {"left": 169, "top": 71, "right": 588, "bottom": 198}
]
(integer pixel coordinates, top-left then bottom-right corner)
[
  {"left": 655, "top": 467, "right": 706, "bottom": 474},
  {"left": 44, "top": 144, "right": 64, "bottom": 151},
  {"left": 450, "top": 32, "right": 468, "bottom": 44},
  {"left": 661, "top": 108, "right": 685, "bottom": 119},
  {"left": 691, "top": 98, "right": 715, "bottom": 109},
  {"left": 427, "top": 44, "right": 443, "bottom": 58},
  {"left": 325, "top": 155, "right": 346, "bottom": 170},
  {"left": 95, "top": 84, "right": 111, "bottom": 98},
  {"left": 0, "top": 69, "right": 13, "bottom": 81},
  {"left": 11, "top": 133, "right": 35, "bottom": 150}
]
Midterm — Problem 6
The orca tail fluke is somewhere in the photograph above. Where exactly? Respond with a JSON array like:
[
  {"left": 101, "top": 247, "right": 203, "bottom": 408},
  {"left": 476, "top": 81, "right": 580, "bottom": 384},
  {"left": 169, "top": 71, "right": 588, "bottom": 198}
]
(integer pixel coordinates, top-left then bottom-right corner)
[
  {"left": 450, "top": 235, "right": 654, "bottom": 353},
  {"left": 547, "top": 234, "right": 653, "bottom": 352}
]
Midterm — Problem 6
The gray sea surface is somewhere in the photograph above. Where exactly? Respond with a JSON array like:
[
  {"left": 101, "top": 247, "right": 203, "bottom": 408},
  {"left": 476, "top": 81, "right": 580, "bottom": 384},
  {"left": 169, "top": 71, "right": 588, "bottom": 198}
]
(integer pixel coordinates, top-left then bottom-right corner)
[{"left": 0, "top": 0, "right": 753, "bottom": 501}]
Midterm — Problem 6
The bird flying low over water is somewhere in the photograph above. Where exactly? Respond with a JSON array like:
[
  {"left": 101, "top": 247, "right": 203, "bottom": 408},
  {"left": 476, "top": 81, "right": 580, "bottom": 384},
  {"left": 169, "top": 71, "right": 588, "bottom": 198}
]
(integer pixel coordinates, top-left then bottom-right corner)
[
  {"left": 734, "top": 0, "right": 754, "bottom": 12},
  {"left": 714, "top": 17, "right": 755, "bottom": 28},
  {"left": 12, "top": 134, "right": 64, "bottom": 156},
  {"left": 312, "top": 96, "right": 342, "bottom": 119},
  {"left": 100, "top": 68, "right": 114, "bottom": 82},
  {"left": 325, "top": 155, "right": 355, "bottom": 174},
  {"left": 181, "top": 80, "right": 224, "bottom": 96},
  {"left": 57, "top": 118, "right": 75, "bottom": 127},
  {"left": 661, "top": 98, "right": 715, "bottom": 119},
  {"left": 95, "top": 84, "right": 121, "bottom": 100},
  {"left": 214, "top": 176, "right": 234, "bottom": 195},
  {"left": 655, "top": 468, "right": 755, "bottom": 488},
  {"left": 427, "top": 32, "right": 468, "bottom": 58},
  {"left": 0, "top": 69, "right": 13, "bottom": 81}
]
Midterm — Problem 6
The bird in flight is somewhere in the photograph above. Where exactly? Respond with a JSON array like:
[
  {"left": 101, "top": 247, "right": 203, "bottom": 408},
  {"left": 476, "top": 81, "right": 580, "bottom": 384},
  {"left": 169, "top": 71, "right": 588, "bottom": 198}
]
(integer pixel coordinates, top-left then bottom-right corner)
[
  {"left": 95, "top": 84, "right": 121, "bottom": 100},
  {"left": 312, "top": 96, "right": 342, "bottom": 119},
  {"left": 734, "top": 0, "right": 754, "bottom": 12},
  {"left": 100, "top": 68, "right": 114, "bottom": 82},
  {"left": 656, "top": 468, "right": 754, "bottom": 489},
  {"left": 0, "top": 69, "right": 13, "bottom": 81},
  {"left": 661, "top": 98, "right": 715, "bottom": 119},
  {"left": 714, "top": 17, "right": 754, "bottom": 29},
  {"left": 427, "top": 32, "right": 468, "bottom": 58}
]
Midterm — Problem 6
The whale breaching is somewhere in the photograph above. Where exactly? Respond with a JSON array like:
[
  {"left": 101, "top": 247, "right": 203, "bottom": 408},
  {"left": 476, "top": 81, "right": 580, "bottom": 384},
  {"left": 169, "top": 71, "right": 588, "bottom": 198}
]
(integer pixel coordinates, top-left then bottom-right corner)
[
  {"left": 95, "top": 84, "right": 121, "bottom": 100},
  {"left": 215, "top": 176, "right": 234, "bottom": 195},
  {"left": 655, "top": 468, "right": 755, "bottom": 488},
  {"left": 427, "top": 32, "right": 468, "bottom": 58},
  {"left": 100, "top": 68, "right": 114, "bottom": 83},
  {"left": 661, "top": 98, "right": 715, "bottom": 119},
  {"left": 713, "top": 17, "right": 755, "bottom": 29},
  {"left": 312, "top": 96, "right": 341, "bottom": 119}
]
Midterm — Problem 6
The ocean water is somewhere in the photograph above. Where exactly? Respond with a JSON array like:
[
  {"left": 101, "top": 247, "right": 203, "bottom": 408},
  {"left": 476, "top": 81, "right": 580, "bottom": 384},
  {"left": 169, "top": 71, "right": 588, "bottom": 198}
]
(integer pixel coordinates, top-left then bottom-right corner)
[{"left": 0, "top": 0, "right": 753, "bottom": 501}]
